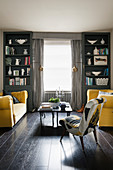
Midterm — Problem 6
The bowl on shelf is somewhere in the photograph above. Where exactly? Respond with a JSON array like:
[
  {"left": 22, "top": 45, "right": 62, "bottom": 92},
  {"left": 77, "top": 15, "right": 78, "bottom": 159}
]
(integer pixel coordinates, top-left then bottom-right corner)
[
  {"left": 87, "top": 39, "right": 97, "bottom": 44},
  {"left": 15, "top": 39, "right": 27, "bottom": 44},
  {"left": 92, "top": 71, "right": 101, "bottom": 76}
]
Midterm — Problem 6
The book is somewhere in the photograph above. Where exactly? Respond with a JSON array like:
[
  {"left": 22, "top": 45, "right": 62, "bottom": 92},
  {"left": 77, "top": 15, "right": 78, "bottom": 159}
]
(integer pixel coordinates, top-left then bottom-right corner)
[
  {"left": 15, "top": 77, "right": 20, "bottom": 85},
  {"left": 42, "top": 105, "right": 51, "bottom": 108},
  {"left": 5, "top": 46, "right": 10, "bottom": 55},
  {"left": 27, "top": 68, "right": 30, "bottom": 75},
  {"left": 20, "top": 78, "right": 23, "bottom": 85},
  {"left": 39, "top": 106, "right": 52, "bottom": 111},
  {"left": 25, "top": 57, "right": 27, "bottom": 65},
  {"left": 28, "top": 56, "right": 30, "bottom": 65}
]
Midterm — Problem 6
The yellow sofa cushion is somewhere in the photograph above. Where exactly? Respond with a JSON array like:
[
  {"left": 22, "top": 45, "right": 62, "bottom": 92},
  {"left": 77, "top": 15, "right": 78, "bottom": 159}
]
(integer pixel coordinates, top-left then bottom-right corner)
[{"left": 13, "top": 103, "right": 26, "bottom": 117}]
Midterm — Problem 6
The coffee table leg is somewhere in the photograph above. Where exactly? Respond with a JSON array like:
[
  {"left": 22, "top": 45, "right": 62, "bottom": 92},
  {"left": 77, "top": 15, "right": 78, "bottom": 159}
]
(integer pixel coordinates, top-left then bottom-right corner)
[
  {"left": 40, "top": 112, "right": 42, "bottom": 126},
  {"left": 67, "top": 112, "right": 70, "bottom": 116},
  {"left": 52, "top": 112, "right": 54, "bottom": 127},
  {"left": 57, "top": 112, "right": 58, "bottom": 127}
]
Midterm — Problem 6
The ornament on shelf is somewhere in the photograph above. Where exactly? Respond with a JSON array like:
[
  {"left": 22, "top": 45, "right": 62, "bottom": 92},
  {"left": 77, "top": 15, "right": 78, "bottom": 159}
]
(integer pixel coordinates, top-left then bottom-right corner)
[
  {"left": 21, "top": 69, "right": 25, "bottom": 76},
  {"left": 9, "top": 39, "right": 12, "bottom": 44},
  {"left": 88, "top": 58, "right": 91, "bottom": 65},
  {"left": 101, "top": 38, "right": 105, "bottom": 44},
  {"left": 10, "top": 47, "right": 15, "bottom": 55},
  {"left": 93, "top": 47, "right": 98, "bottom": 55},
  {"left": 15, "top": 59, "right": 21, "bottom": 65},
  {"left": 23, "top": 49, "right": 28, "bottom": 54},
  {"left": 8, "top": 66, "right": 12, "bottom": 75}
]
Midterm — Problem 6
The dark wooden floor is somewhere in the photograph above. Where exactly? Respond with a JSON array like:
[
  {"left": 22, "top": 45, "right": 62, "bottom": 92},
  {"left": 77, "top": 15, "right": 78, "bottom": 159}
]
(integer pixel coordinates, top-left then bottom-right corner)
[{"left": 0, "top": 112, "right": 113, "bottom": 170}]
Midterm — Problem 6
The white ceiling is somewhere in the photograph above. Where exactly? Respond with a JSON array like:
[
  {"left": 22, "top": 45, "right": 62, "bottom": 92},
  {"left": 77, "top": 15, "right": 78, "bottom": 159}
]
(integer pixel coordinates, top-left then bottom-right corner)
[{"left": 0, "top": 0, "right": 113, "bottom": 32}]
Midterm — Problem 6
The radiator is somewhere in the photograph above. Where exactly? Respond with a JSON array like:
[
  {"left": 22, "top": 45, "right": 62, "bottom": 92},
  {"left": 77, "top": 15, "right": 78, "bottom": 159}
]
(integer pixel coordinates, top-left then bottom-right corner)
[{"left": 44, "top": 91, "right": 71, "bottom": 103}]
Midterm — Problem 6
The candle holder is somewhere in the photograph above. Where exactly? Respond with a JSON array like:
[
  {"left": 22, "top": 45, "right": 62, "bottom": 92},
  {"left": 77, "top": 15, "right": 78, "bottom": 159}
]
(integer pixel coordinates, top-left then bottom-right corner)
[{"left": 56, "top": 88, "right": 64, "bottom": 101}]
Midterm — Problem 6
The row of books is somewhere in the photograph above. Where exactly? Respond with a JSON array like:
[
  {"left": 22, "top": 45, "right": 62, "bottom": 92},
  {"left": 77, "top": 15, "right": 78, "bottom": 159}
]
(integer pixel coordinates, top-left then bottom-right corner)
[
  {"left": 103, "top": 68, "right": 109, "bottom": 76},
  {"left": 94, "top": 48, "right": 108, "bottom": 55},
  {"left": 25, "top": 56, "right": 30, "bottom": 65},
  {"left": 85, "top": 77, "right": 93, "bottom": 85},
  {"left": 9, "top": 77, "right": 27, "bottom": 85}
]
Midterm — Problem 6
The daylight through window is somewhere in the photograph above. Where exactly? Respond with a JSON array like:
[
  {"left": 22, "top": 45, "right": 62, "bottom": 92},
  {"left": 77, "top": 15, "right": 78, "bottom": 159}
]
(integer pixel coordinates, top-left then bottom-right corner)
[{"left": 44, "top": 40, "right": 72, "bottom": 91}]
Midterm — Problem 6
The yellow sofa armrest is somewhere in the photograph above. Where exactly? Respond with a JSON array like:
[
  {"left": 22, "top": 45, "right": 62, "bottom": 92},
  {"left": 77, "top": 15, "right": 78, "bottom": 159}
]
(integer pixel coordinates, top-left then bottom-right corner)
[
  {"left": 0, "top": 95, "right": 13, "bottom": 109},
  {"left": 0, "top": 95, "right": 14, "bottom": 127},
  {"left": 11, "top": 90, "right": 28, "bottom": 103},
  {"left": 0, "top": 92, "right": 3, "bottom": 96}
]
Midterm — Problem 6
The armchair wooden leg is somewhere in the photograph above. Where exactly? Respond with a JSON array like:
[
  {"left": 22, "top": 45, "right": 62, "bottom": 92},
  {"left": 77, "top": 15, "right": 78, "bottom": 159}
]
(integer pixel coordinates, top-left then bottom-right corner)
[
  {"left": 80, "top": 136, "right": 84, "bottom": 151},
  {"left": 60, "top": 129, "right": 66, "bottom": 142},
  {"left": 93, "top": 127, "right": 98, "bottom": 144}
]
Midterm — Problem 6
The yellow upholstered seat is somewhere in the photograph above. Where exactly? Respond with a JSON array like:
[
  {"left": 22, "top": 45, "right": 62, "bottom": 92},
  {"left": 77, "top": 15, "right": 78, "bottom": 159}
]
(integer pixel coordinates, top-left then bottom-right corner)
[
  {"left": 0, "top": 90, "right": 28, "bottom": 127},
  {"left": 87, "top": 89, "right": 113, "bottom": 127}
]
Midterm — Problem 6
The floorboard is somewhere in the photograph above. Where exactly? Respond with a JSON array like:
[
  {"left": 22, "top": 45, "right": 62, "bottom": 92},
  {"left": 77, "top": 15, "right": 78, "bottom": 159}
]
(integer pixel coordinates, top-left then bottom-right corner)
[{"left": 0, "top": 111, "right": 113, "bottom": 170}]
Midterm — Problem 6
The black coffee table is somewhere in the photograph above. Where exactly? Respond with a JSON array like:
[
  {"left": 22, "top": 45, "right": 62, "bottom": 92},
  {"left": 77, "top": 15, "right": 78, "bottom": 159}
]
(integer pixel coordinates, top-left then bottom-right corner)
[{"left": 38, "top": 102, "right": 72, "bottom": 127}]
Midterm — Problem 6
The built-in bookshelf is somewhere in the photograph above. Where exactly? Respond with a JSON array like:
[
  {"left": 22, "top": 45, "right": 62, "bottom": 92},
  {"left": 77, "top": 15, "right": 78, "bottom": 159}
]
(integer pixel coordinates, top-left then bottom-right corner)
[
  {"left": 82, "top": 32, "right": 110, "bottom": 104},
  {"left": 3, "top": 32, "right": 33, "bottom": 111}
]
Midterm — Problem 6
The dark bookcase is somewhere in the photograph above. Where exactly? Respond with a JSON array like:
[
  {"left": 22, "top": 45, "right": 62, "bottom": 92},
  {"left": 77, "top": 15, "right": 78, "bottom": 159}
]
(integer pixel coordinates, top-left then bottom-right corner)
[
  {"left": 82, "top": 32, "right": 110, "bottom": 104},
  {"left": 3, "top": 32, "right": 33, "bottom": 111}
]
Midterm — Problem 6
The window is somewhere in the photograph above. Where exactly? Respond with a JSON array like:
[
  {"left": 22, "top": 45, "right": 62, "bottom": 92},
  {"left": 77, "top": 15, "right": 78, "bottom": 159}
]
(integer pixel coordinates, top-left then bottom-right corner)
[{"left": 44, "top": 40, "right": 72, "bottom": 91}]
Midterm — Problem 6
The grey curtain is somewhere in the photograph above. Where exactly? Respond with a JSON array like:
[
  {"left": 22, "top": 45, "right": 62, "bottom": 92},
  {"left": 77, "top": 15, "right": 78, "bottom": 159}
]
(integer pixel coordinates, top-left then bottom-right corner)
[
  {"left": 71, "top": 40, "right": 82, "bottom": 110},
  {"left": 32, "top": 39, "right": 44, "bottom": 108}
]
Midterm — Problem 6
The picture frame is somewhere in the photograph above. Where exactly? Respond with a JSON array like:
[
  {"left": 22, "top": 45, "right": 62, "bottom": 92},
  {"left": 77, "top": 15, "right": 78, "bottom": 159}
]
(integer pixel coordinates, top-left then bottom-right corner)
[
  {"left": 94, "top": 56, "right": 107, "bottom": 65},
  {"left": 13, "top": 70, "right": 19, "bottom": 76}
]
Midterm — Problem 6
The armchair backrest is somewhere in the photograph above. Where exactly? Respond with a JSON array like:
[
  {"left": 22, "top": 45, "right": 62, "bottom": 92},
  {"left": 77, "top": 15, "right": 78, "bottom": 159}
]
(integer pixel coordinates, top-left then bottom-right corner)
[
  {"left": 79, "top": 98, "right": 106, "bottom": 136},
  {"left": 87, "top": 89, "right": 113, "bottom": 102}
]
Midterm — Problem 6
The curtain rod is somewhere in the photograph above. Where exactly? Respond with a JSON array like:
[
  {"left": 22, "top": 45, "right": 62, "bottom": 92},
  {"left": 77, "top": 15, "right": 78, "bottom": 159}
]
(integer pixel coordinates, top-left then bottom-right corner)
[{"left": 32, "top": 32, "right": 82, "bottom": 40}]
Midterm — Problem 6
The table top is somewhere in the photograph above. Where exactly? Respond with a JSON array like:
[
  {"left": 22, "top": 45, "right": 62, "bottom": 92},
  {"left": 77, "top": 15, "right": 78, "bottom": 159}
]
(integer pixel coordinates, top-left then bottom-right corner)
[{"left": 38, "top": 102, "right": 72, "bottom": 112}]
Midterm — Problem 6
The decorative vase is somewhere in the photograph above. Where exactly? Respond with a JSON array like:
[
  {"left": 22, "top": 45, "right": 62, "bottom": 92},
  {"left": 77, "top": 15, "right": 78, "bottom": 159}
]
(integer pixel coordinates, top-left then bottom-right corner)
[
  {"left": 101, "top": 38, "right": 105, "bottom": 44},
  {"left": 88, "top": 58, "right": 91, "bottom": 65},
  {"left": 93, "top": 47, "right": 98, "bottom": 55},
  {"left": 23, "top": 49, "right": 28, "bottom": 54},
  {"left": 8, "top": 66, "right": 12, "bottom": 75}
]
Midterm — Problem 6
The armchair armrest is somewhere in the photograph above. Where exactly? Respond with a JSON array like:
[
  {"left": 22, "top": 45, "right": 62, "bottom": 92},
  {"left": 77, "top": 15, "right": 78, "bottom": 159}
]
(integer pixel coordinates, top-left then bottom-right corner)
[
  {"left": 0, "top": 92, "right": 3, "bottom": 96},
  {"left": 11, "top": 90, "right": 28, "bottom": 103},
  {"left": 0, "top": 95, "right": 14, "bottom": 127},
  {"left": 0, "top": 95, "right": 13, "bottom": 109}
]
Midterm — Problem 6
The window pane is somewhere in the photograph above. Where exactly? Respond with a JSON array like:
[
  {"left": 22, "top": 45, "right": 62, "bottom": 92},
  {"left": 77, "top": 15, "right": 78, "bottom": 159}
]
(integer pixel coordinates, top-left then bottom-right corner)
[{"left": 44, "top": 40, "right": 71, "bottom": 91}]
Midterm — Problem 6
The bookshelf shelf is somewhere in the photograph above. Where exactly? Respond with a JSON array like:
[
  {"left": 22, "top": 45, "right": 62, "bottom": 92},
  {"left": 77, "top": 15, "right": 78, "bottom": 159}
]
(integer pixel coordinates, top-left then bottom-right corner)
[
  {"left": 5, "top": 54, "right": 30, "bottom": 56},
  {"left": 6, "top": 65, "right": 30, "bottom": 67},
  {"left": 82, "top": 32, "right": 110, "bottom": 104},
  {"left": 4, "top": 32, "right": 33, "bottom": 111}
]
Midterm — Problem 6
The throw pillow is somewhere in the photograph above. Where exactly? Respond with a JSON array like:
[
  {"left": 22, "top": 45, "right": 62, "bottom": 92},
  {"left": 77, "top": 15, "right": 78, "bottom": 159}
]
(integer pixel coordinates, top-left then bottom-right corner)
[
  {"left": 3, "top": 90, "right": 20, "bottom": 104},
  {"left": 98, "top": 91, "right": 113, "bottom": 95},
  {"left": 12, "top": 96, "right": 20, "bottom": 104}
]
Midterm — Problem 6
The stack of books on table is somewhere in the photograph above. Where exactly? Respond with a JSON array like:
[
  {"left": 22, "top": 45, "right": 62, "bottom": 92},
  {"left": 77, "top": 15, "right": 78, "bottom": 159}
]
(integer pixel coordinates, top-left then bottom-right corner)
[{"left": 39, "top": 105, "right": 52, "bottom": 111}]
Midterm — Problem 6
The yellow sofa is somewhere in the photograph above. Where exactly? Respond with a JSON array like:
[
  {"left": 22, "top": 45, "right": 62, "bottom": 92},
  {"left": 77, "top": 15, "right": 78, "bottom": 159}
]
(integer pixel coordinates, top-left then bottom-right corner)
[
  {"left": 0, "top": 90, "right": 28, "bottom": 127},
  {"left": 87, "top": 89, "right": 113, "bottom": 127}
]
